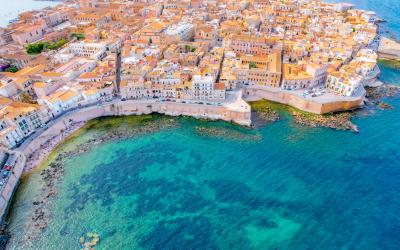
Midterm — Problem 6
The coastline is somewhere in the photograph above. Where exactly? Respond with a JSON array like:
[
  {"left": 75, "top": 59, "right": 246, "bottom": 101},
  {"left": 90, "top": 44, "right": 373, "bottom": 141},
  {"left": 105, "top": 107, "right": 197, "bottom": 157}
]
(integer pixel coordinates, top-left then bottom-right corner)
[
  {"left": 4, "top": 81, "right": 400, "bottom": 248},
  {"left": 21, "top": 81, "right": 400, "bottom": 174},
  {"left": 23, "top": 121, "right": 85, "bottom": 173},
  {"left": 20, "top": 97, "right": 251, "bottom": 173},
  {"left": 15, "top": 114, "right": 180, "bottom": 244},
  {"left": 0, "top": 0, "right": 400, "bottom": 249},
  {"left": 378, "top": 59, "right": 400, "bottom": 69},
  {"left": 244, "top": 85, "right": 365, "bottom": 114}
]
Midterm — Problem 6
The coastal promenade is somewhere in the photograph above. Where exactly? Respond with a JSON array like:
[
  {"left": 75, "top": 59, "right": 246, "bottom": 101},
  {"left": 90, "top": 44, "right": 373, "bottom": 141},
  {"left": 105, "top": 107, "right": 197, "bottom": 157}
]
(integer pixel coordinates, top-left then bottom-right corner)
[
  {"left": 21, "top": 91, "right": 250, "bottom": 157},
  {"left": 0, "top": 151, "right": 25, "bottom": 223},
  {"left": 22, "top": 99, "right": 251, "bottom": 155}
]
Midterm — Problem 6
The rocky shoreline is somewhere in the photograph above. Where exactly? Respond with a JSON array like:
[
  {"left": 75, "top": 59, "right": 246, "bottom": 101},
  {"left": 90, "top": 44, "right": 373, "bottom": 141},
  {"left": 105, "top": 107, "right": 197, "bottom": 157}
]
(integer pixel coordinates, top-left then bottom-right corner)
[
  {"left": 25, "top": 121, "right": 85, "bottom": 173},
  {"left": 288, "top": 83, "right": 400, "bottom": 132},
  {"left": 195, "top": 126, "right": 261, "bottom": 141},
  {"left": 253, "top": 106, "right": 280, "bottom": 123},
  {"left": 290, "top": 111, "right": 358, "bottom": 132},
  {"left": 248, "top": 82, "right": 400, "bottom": 132},
  {"left": 20, "top": 115, "right": 178, "bottom": 244},
  {"left": 249, "top": 101, "right": 281, "bottom": 127},
  {"left": 365, "top": 84, "right": 400, "bottom": 103},
  {"left": 11, "top": 82, "right": 400, "bottom": 244},
  {"left": 249, "top": 99, "right": 359, "bottom": 132}
]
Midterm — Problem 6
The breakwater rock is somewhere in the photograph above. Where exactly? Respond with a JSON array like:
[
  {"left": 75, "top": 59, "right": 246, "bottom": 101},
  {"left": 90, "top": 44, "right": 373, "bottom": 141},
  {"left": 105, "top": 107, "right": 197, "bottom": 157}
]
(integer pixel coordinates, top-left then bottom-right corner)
[
  {"left": 365, "top": 84, "right": 400, "bottom": 102},
  {"left": 252, "top": 107, "right": 280, "bottom": 126},
  {"left": 249, "top": 99, "right": 358, "bottom": 132},
  {"left": 195, "top": 126, "right": 261, "bottom": 141},
  {"left": 291, "top": 111, "right": 358, "bottom": 132},
  {"left": 249, "top": 100, "right": 280, "bottom": 127}
]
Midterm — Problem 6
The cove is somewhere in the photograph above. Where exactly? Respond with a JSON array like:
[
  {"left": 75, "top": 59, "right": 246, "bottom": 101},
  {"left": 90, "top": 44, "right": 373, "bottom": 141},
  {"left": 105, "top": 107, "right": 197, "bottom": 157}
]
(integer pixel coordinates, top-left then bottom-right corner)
[{"left": 5, "top": 64, "right": 400, "bottom": 249}]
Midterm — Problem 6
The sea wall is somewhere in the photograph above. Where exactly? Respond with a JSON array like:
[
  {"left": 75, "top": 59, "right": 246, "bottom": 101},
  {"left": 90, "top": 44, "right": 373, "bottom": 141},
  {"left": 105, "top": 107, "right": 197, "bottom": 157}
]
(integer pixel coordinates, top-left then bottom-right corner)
[
  {"left": 378, "top": 37, "right": 400, "bottom": 60},
  {"left": 245, "top": 87, "right": 364, "bottom": 114},
  {"left": 22, "top": 99, "right": 251, "bottom": 156}
]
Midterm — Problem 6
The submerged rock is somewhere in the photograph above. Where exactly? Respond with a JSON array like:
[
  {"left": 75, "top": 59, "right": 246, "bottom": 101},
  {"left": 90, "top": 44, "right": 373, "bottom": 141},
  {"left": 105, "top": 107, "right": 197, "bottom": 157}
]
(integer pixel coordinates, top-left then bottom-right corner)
[
  {"left": 378, "top": 102, "right": 393, "bottom": 109},
  {"left": 195, "top": 126, "right": 261, "bottom": 141},
  {"left": 253, "top": 107, "right": 280, "bottom": 123},
  {"left": 249, "top": 99, "right": 358, "bottom": 132},
  {"left": 290, "top": 111, "right": 358, "bottom": 132},
  {"left": 21, "top": 115, "right": 179, "bottom": 243},
  {"left": 79, "top": 232, "right": 100, "bottom": 250},
  {"left": 365, "top": 84, "right": 400, "bottom": 101}
]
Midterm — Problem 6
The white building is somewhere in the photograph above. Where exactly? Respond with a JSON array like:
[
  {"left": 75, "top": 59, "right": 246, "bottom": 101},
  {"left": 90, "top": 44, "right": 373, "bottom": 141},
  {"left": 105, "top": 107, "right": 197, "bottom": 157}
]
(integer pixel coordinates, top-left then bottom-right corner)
[
  {"left": 38, "top": 87, "right": 82, "bottom": 116},
  {"left": 68, "top": 41, "right": 108, "bottom": 60},
  {"left": 0, "top": 78, "right": 18, "bottom": 98},
  {"left": 54, "top": 40, "right": 109, "bottom": 64},
  {"left": 192, "top": 74, "right": 225, "bottom": 101},
  {"left": 0, "top": 125, "right": 24, "bottom": 149},
  {"left": 54, "top": 58, "right": 97, "bottom": 81},
  {"left": 306, "top": 63, "right": 328, "bottom": 87},
  {"left": 164, "top": 22, "right": 195, "bottom": 41},
  {"left": 326, "top": 71, "right": 363, "bottom": 97},
  {"left": 0, "top": 102, "right": 47, "bottom": 148},
  {"left": 192, "top": 75, "right": 215, "bottom": 100},
  {"left": 120, "top": 80, "right": 144, "bottom": 100}
]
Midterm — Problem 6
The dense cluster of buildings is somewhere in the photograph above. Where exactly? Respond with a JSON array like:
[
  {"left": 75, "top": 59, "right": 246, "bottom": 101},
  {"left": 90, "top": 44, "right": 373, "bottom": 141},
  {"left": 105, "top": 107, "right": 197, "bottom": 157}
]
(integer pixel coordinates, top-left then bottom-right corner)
[{"left": 0, "top": 0, "right": 382, "bottom": 149}]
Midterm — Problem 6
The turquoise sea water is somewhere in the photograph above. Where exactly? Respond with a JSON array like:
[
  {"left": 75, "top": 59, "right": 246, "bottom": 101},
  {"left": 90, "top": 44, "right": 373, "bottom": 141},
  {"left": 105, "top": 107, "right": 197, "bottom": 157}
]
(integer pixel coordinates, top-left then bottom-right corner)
[{"left": 5, "top": 1, "right": 400, "bottom": 249}]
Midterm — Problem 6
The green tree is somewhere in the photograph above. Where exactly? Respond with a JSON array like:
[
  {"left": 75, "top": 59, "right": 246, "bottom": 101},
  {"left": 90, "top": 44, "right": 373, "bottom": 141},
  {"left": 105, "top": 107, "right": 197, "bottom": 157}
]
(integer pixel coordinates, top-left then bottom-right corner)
[
  {"left": 26, "top": 42, "right": 49, "bottom": 54},
  {"left": 47, "top": 38, "right": 67, "bottom": 50},
  {"left": 26, "top": 38, "right": 68, "bottom": 54},
  {"left": 249, "top": 62, "right": 257, "bottom": 69},
  {"left": 5, "top": 65, "right": 18, "bottom": 73},
  {"left": 185, "top": 44, "right": 191, "bottom": 52},
  {"left": 71, "top": 33, "right": 85, "bottom": 40}
]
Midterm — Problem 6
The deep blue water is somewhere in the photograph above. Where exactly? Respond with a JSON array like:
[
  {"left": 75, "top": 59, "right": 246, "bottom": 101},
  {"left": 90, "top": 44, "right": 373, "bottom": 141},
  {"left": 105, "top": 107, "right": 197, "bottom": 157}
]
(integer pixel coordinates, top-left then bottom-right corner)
[{"left": 6, "top": 0, "right": 400, "bottom": 249}]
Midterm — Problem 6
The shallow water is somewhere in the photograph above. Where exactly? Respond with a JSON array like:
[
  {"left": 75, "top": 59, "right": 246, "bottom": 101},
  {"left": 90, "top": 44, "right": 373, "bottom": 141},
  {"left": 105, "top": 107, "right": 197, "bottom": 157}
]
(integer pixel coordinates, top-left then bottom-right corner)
[
  {"left": 5, "top": 0, "right": 400, "bottom": 249},
  {"left": 7, "top": 60, "right": 400, "bottom": 249}
]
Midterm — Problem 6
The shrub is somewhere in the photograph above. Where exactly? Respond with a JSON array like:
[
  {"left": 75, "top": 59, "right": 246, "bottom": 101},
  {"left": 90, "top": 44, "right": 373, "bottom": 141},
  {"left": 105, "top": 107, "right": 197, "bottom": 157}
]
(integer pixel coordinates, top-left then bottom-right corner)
[
  {"left": 5, "top": 65, "right": 18, "bottom": 73},
  {"left": 26, "top": 38, "right": 67, "bottom": 54},
  {"left": 26, "top": 42, "right": 49, "bottom": 54},
  {"left": 249, "top": 62, "right": 257, "bottom": 69}
]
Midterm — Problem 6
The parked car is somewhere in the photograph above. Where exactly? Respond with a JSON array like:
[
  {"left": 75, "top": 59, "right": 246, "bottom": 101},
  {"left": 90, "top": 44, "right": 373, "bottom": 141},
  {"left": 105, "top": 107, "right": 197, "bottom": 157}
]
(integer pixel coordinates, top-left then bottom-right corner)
[{"left": 2, "top": 171, "right": 9, "bottom": 178}]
